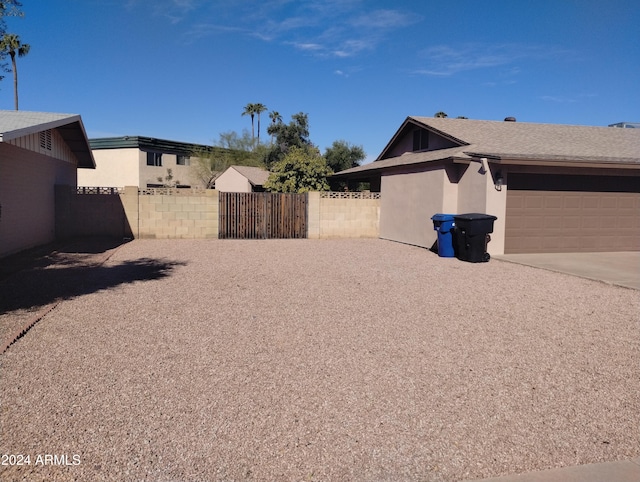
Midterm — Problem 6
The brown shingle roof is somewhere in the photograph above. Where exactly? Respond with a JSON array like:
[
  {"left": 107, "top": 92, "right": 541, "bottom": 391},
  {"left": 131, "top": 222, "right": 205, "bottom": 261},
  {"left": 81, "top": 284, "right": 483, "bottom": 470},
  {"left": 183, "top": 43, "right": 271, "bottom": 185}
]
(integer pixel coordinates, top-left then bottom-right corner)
[
  {"left": 231, "top": 165, "right": 270, "bottom": 186},
  {"left": 411, "top": 117, "right": 640, "bottom": 163},
  {"left": 335, "top": 117, "right": 640, "bottom": 177}
]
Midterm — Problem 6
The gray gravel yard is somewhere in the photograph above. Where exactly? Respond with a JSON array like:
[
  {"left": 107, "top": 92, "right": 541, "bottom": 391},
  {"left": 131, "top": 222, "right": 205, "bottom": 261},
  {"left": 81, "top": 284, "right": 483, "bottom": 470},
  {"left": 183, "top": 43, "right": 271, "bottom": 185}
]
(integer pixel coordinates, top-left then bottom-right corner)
[{"left": 1, "top": 238, "right": 638, "bottom": 482}]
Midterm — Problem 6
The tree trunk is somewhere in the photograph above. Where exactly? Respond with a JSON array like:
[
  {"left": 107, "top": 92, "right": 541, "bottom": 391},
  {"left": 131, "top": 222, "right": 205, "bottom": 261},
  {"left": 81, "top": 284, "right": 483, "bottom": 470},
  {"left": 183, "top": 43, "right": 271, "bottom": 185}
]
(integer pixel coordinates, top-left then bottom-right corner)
[{"left": 10, "top": 52, "right": 18, "bottom": 110}]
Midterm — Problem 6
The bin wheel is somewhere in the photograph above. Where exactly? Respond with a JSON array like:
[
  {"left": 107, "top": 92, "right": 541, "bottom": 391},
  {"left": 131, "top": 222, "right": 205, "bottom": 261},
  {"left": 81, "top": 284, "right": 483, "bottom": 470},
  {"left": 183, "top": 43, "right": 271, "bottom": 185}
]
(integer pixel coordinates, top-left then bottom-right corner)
[{"left": 483, "top": 252, "right": 491, "bottom": 262}]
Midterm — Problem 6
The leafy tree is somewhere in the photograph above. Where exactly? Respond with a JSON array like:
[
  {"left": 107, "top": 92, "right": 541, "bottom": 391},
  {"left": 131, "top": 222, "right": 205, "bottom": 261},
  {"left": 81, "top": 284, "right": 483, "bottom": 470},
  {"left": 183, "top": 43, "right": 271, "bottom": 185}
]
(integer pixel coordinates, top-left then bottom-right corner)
[
  {"left": 434, "top": 111, "right": 448, "bottom": 118},
  {"left": 264, "top": 146, "right": 332, "bottom": 193},
  {"left": 0, "top": 32, "right": 29, "bottom": 109},
  {"left": 190, "top": 130, "right": 266, "bottom": 188},
  {"left": 323, "top": 140, "right": 365, "bottom": 173},
  {"left": 265, "top": 112, "right": 312, "bottom": 168}
]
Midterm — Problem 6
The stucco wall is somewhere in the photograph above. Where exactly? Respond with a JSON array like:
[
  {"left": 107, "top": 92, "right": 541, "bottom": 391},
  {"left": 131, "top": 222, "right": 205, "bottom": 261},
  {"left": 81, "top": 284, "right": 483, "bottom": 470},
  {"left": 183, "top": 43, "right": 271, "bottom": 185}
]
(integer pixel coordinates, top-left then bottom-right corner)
[
  {"left": 0, "top": 143, "right": 76, "bottom": 257},
  {"left": 79, "top": 148, "right": 140, "bottom": 187},
  {"left": 139, "top": 152, "right": 196, "bottom": 188},
  {"left": 379, "top": 167, "right": 448, "bottom": 249},
  {"left": 456, "top": 160, "right": 507, "bottom": 255},
  {"left": 215, "top": 168, "right": 252, "bottom": 192},
  {"left": 81, "top": 149, "right": 204, "bottom": 189},
  {"left": 375, "top": 161, "right": 507, "bottom": 255}
]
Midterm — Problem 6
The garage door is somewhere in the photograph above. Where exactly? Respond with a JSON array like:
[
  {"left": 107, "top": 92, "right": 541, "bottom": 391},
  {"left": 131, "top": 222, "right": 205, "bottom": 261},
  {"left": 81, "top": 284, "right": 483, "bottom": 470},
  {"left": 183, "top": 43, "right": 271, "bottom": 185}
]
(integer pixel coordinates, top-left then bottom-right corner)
[{"left": 505, "top": 174, "right": 640, "bottom": 253}]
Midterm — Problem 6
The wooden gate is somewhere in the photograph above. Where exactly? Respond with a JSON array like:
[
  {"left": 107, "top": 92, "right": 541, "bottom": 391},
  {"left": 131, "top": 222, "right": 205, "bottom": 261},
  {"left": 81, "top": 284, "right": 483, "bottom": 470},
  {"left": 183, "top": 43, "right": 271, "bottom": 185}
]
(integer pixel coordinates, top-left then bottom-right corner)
[{"left": 219, "top": 192, "right": 308, "bottom": 239}]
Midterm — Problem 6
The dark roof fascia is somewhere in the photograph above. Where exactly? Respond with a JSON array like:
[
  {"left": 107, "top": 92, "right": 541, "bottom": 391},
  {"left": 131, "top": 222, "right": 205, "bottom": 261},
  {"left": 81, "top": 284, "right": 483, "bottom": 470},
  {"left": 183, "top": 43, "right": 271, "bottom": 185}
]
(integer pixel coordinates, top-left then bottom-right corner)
[
  {"left": 58, "top": 119, "right": 96, "bottom": 169},
  {"left": 89, "top": 136, "right": 217, "bottom": 155},
  {"left": 464, "top": 152, "right": 640, "bottom": 169},
  {"left": 331, "top": 155, "right": 469, "bottom": 180},
  {"left": 0, "top": 113, "right": 96, "bottom": 168}
]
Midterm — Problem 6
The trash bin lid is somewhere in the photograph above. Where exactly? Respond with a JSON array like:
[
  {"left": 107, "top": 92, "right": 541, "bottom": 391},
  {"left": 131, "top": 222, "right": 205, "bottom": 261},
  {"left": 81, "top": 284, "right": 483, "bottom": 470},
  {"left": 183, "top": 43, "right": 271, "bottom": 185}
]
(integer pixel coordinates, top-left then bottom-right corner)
[
  {"left": 453, "top": 213, "right": 497, "bottom": 221},
  {"left": 431, "top": 213, "right": 456, "bottom": 221}
]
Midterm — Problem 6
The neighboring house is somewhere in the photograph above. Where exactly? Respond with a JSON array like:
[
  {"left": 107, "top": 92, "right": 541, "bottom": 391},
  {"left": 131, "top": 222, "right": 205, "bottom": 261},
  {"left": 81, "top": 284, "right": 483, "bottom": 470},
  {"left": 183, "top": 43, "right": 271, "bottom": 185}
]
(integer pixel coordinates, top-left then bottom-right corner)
[
  {"left": 0, "top": 110, "right": 95, "bottom": 258},
  {"left": 332, "top": 116, "right": 640, "bottom": 254},
  {"left": 215, "top": 165, "right": 270, "bottom": 192},
  {"left": 80, "top": 136, "right": 218, "bottom": 189}
]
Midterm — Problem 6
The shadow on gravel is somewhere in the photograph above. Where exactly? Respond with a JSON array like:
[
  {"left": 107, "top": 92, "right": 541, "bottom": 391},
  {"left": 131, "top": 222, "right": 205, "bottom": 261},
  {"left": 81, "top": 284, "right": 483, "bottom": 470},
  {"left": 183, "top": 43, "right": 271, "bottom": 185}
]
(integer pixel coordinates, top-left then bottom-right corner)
[{"left": 0, "top": 257, "right": 186, "bottom": 314}]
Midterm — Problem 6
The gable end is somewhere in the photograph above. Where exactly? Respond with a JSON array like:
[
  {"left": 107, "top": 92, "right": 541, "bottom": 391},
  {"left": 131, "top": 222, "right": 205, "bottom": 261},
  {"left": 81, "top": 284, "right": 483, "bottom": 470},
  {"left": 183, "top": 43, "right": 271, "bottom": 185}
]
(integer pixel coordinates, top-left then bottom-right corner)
[{"left": 379, "top": 117, "right": 467, "bottom": 160}]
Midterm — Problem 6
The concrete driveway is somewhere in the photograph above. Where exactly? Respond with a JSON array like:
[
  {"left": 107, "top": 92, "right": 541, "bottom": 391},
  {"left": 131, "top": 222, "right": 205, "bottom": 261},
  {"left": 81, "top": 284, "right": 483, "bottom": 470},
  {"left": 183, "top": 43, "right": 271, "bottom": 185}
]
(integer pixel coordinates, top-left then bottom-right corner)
[{"left": 495, "top": 252, "right": 640, "bottom": 290}]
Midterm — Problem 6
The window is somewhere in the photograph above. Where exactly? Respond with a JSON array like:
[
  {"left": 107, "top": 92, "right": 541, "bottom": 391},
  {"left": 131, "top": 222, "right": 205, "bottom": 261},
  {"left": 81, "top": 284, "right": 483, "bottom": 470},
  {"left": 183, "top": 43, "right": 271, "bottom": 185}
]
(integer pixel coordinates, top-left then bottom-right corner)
[
  {"left": 40, "top": 129, "right": 52, "bottom": 151},
  {"left": 146, "top": 152, "right": 163, "bottom": 166},
  {"left": 177, "top": 155, "right": 190, "bottom": 166},
  {"left": 412, "top": 129, "right": 428, "bottom": 151}
]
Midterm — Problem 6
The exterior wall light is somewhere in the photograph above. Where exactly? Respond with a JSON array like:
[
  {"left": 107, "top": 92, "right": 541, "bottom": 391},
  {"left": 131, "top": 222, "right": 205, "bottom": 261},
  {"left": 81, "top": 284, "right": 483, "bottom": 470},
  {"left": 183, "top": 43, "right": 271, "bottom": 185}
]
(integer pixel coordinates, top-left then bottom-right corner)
[{"left": 494, "top": 172, "right": 504, "bottom": 191}]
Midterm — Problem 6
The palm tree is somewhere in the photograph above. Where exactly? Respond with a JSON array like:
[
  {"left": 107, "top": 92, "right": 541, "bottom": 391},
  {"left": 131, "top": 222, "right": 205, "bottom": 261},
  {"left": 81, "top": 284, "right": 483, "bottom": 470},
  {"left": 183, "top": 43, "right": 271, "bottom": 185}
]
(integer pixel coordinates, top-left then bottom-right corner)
[
  {"left": 0, "top": 33, "right": 30, "bottom": 110},
  {"left": 254, "top": 103, "right": 267, "bottom": 145},
  {"left": 268, "top": 110, "right": 282, "bottom": 144},
  {"left": 269, "top": 110, "right": 282, "bottom": 125},
  {"left": 242, "top": 103, "right": 257, "bottom": 143}
]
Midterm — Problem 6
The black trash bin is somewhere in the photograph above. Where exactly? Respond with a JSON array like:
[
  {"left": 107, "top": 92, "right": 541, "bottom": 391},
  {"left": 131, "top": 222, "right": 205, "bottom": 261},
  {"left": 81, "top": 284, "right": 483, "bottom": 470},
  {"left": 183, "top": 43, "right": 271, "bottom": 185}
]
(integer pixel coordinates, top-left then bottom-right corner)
[{"left": 453, "top": 213, "right": 497, "bottom": 262}]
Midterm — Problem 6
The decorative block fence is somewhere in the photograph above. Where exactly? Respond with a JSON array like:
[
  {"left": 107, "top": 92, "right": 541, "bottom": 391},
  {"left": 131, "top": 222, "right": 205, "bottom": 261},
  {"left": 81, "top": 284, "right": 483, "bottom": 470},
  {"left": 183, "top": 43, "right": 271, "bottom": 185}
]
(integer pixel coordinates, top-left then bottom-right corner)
[{"left": 55, "top": 187, "right": 380, "bottom": 240}]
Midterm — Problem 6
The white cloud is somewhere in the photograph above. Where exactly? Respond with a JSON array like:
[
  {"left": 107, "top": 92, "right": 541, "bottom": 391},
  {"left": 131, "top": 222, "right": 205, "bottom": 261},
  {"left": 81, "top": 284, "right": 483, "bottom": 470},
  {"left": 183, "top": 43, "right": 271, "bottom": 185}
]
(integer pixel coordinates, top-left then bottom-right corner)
[
  {"left": 414, "top": 43, "right": 571, "bottom": 77},
  {"left": 175, "top": 2, "right": 419, "bottom": 60}
]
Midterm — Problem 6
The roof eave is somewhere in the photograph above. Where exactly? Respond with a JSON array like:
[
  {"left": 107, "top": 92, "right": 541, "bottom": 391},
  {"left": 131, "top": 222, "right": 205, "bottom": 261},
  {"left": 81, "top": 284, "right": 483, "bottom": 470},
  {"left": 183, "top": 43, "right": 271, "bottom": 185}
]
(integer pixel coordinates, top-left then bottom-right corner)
[{"left": 464, "top": 152, "right": 640, "bottom": 170}]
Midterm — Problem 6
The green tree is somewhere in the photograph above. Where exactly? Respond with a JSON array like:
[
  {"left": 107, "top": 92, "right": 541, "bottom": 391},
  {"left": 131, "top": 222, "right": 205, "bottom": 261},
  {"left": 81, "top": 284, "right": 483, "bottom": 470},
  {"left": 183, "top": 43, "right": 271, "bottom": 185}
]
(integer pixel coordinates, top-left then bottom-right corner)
[
  {"left": 265, "top": 112, "right": 312, "bottom": 168},
  {"left": 323, "top": 140, "right": 365, "bottom": 173},
  {"left": 0, "top": 1, "right": 23, "bottom": 36},
  {"left": 0, "top": 1, "right": 24, "bottom": 86},
  {"left": 190, "top": 130, "right": 266, "bottom": 188},
  {"left": 0, "top": 33, "right": 29, "bottom": 109},
  {"left": 434, "top": 111, "right": 448, "bottom": 118},
  {"left": 264, "top": 146, "right": 332, "bottom": 193}
]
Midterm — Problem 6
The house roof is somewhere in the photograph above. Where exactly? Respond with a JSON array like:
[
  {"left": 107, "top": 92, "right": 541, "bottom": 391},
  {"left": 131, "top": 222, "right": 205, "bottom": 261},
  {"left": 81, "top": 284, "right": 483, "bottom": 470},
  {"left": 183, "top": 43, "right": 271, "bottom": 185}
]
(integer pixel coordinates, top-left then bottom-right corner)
[
  {"left": 335, "top": 117, "right": 640, "bottom": 177},
  {"left": 0, "top": 110, "right": 95, "bottom": 168},
  {"left": 230, "top": 165, "right": 270, "bottom": 186},
  {"left": 89, "top": 136, "right": 217, "bottom": 156}
]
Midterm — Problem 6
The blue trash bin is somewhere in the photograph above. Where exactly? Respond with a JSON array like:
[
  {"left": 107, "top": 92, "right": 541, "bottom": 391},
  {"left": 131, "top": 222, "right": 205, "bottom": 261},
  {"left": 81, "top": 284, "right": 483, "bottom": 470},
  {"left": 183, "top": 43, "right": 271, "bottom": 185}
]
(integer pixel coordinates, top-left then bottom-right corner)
[{"left": 431, "top": 214, "right": 456, "bottom": 257}]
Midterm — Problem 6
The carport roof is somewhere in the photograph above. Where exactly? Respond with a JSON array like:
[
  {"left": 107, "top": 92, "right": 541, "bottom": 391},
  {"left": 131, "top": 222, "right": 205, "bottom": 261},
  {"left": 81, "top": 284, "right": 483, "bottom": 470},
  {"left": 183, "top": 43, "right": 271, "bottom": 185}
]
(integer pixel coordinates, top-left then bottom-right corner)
[
  {"left": 0, "top": 110, "right": 95, "bottom": 168},
  {"left": 334, "top": 117, "right": 640, "bottom": 178}
]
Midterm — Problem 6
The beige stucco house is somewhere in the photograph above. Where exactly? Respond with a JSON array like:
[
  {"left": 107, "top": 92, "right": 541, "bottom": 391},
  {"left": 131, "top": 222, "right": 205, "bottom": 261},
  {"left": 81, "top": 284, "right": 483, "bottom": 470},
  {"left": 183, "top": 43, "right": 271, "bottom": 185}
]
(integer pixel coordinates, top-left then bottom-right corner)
[
  {"left": 214, "top": 165, "right": 270, "bottom": 192},
  {"left": 0, "top": 110, "right": 95, "bottom": 258},
  {"left": 332, "top": 117, "right": 640, "bottom": 255},
  {"left": 79, "top": 136, "right": 217, "bottom": 189}
]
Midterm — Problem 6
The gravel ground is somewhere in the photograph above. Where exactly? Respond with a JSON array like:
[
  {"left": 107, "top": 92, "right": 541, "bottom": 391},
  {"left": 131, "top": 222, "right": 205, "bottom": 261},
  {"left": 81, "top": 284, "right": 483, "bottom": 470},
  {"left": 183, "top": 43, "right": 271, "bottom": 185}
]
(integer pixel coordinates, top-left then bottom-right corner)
[{"left": 1, "top": 238, "right": 638, "bottom": 482}]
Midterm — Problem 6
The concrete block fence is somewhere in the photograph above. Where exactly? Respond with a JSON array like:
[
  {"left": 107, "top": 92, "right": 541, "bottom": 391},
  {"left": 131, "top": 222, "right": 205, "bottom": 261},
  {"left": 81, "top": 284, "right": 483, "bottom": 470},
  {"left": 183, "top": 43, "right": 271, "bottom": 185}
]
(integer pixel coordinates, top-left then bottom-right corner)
[{"left": 56, "top": 187, "right": 380, "bottom": 240}]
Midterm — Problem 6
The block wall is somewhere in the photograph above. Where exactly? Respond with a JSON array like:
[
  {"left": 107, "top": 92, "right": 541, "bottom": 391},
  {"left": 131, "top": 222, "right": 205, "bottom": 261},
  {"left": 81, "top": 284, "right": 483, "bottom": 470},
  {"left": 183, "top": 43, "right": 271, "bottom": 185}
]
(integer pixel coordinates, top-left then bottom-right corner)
[
  {"left": 137, "top": 188, "right": 218, "bottom": 239},
  {"left": 308, "top": 192, "right": 380, "bottom": 239}
]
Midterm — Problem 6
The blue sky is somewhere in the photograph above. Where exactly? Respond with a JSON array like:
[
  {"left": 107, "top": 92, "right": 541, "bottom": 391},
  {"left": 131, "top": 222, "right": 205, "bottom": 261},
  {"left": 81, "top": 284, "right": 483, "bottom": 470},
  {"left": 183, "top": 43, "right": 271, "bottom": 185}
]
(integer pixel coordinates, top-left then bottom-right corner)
[{"left": 3, "top": 0, "right": 639, "bottom": 162}]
